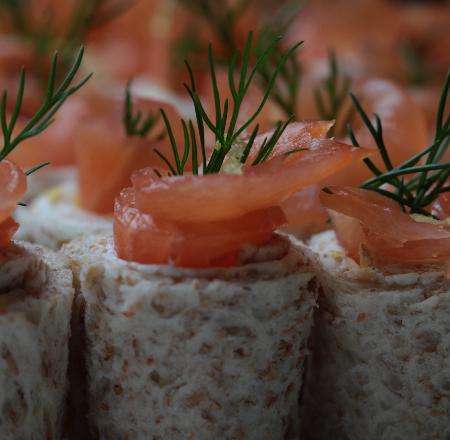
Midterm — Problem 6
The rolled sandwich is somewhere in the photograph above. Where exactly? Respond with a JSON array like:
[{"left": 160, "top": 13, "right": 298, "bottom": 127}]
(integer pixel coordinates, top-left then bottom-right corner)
[
  {"left": 62, "top": 34, "right": 369, "bottom": 438},
  {"left": 17, "top": 82, "right": 185, "bottom": 250},
  {"left": 0, "top": 241, "right": 74, "bottom": 440},
  {"left": 64, "top": 232, "right": 318, "bottom": 439},
  {"left": 302, "top": 229, "right": 450, "bottom": 440},
  {"left": 301, "top": 186, "right": 450, "bottom": 440},
  {"left": 62, "top": 117, "right": 366, "bottom": 438},
  {"left": 302, "top": 73, "right": 450, "bottom": 439},
  {"left": 0, "top": 47, "right": 90, "bottom": 440}
]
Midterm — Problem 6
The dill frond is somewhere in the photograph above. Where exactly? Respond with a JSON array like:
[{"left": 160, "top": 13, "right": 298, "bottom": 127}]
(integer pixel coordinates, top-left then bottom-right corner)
[
  {"left": 314, "top": 50, "right": 354, "bottom": 137},
  {"left": 0, "top": 47, "right": 92, "bottom": 174},
  {"left": 154, "top": 32, "right": 303, "bottom": 176},
  {"left": 349, "top": 69, "right": 450, "bottom": 216},
  {"left": 123, "top": 81, "right": 161, "bottom": 138},
  {"left": 0, "top": 0, "right": 131, "bottom": 81}
]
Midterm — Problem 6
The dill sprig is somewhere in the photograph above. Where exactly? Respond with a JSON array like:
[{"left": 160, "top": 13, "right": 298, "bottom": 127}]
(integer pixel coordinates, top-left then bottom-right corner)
[
  {"left": 401, "top": 40, "right": 431, "bottom": 87},
  {"left": 348, "top": 69, "right": 450, "bottom": 216},
  {"left": 61, "top": 0, "right": 133, "bottom": 61},
  {"left": 123, "top": 81, "right": 160, "bottom": 138},
  {"left": 176, "top": 0, "right": 251, "bottom": 59},
  {"left": 0, "top": 47, "right": 92, "bottom": 173},
  {"left": 253, "top": 1, "right": 304, "bottom": 119},
  {"left": 154, "top": 32, "right": 302, "bottom": 176},
  {"left": 314, "top": 50, "right": 354, "bottom": 137},
  {"left": 254, "top": 30, "right": 301, "bottom": 119},
  {"left": 1, "top": 0, "right": 130, "bottom": 80},
  {"left": 175, "top": 0, "right": 302, "bottom": 118}
]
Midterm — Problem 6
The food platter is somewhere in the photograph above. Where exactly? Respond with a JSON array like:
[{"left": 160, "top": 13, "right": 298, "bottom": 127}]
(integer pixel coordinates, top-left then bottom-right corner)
[{"left": 0, "top": 1, "right": 448, "bottom": 439}]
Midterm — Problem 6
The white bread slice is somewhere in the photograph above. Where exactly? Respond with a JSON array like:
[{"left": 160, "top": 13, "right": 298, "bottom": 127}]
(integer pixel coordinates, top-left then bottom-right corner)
[
  {"left": 0, "top": 241, "right": 74, "bottom": 440},
  {"left": 16, "top": 181, "right": 111, "bottom": 250},
  {"left": 63, "top": 232, "right": 318, "bottom": 440},
  {"left": 301, "top": 230, "right": 450, "bottom": 440}
]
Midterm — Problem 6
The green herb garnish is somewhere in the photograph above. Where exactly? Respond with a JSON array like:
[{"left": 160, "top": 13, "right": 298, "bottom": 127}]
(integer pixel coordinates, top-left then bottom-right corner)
[
  {"left": 401, "top": 40, "right": 431, "bottom": 87},
  {"left": 175, "top": 0, "right": 302, "bottom": 119},
  {"left": 153, "top": 32, "right": 302, "bottom": 176},
  {"left": 348, "top": 69, "right": 450, "bottom": 216},
  {"left": 0, "top": 0, "right": 130, "bottom": 81},
  {"left": 314, "top": 50, "right": 354, "bottom": 137},
  {"left": 123, "top": 81, "right": 160, "bottom": 138},
  {"left": 176, "top": 0, "right": 251, "bottom": 60},
  {"left": 254, "top": 29, "right": 301, "bottom": 119},
  {"left": 0, "top": 47, "right": 92, "bottom": 174}
]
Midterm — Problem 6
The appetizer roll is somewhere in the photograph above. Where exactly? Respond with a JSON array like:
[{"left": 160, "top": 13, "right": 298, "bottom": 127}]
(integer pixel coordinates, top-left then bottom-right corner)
[
  {"left": 302, "top": 73, "right": 450, "bottom": 440},
  {"left": 64, "top": 232, "right": 317, "bottom": 439},
  {"left": 0, "top": 241, "right": 74, "bottom": 440},
  {"left": 63, "top": 33, "right": 368, "bottom": 440},
  {"left": 0, "top": 46, "right": 89, "bottom": 439},
  {"left": 302, "top": 229, "right": 450, "bottom": 440},
  {"left": 17, "top": 82, "right": 184, "bottom": 250}
]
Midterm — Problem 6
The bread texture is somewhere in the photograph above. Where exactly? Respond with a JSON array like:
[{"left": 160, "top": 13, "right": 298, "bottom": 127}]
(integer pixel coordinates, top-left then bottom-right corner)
[
  {"left": 0, "top": 241, "right": 74, "bottom": 440},
  {"left": 301, "top": 230, "right": 450, "bottom": 440},
  {"left": 63, "top": 233, "right": 318, "bottom": 440},
  {"left": 16, "top": 181, "right": 111, "bottom": 250}
]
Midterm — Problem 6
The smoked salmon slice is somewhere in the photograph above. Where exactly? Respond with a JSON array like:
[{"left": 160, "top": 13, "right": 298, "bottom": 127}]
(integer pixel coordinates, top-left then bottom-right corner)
[
  {"left": 115, "top": 123, "right": 369, "bottom": 267},
  {"left": 0, "top": 160, "right": 27, "bottom": 220},
  {"left": 0, "top": 160, "right": 27, "bottom": 245},
  {"left": 76, "top": 123, "right": 155, "bottom": 215},
  {"left": 76, "top": 91, "right": 184, "bottom": 215},
  {"left": 321, "top": 186, "right": 450, "bottom": 266},
  {"left": 325, "top": 79, "right": 428, "bottom": 187},
  {"left": 283, "top": 79, "right": 428, "bottom": 237},
  {"left": 114, "top": 188, "right": 285, "bottom": 267},
  {"left": 281, "top": 185, "right": 328, "bottom": 238},
  {"left": 10, "top": 98, "right": 87, "bottom": 168},
  {"left": 0, "top": 217, "right": 20, "bottom": 247},
  {"left": 132, "top": 124, "right": 368, "bottom": 223},
  {"left": 432, "top": 192, "right": 450, "bottom": 220},
  {"left": 248, "top": 121, "right": 333, "bottom": 162}
]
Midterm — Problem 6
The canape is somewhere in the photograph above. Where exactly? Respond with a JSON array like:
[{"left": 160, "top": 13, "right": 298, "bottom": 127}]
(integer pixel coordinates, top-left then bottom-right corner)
[
  {"left": 0, "top": 49, "right": 89, "bottom": 439},
  {"left": 17, "top": 82, "right": 185, "bottom": 250},
  {"left": 63, "top": 33, "right": 368, "bottom": 439},
  {"left": 302, "top": 71, "right": 450, "bottom": 440}
]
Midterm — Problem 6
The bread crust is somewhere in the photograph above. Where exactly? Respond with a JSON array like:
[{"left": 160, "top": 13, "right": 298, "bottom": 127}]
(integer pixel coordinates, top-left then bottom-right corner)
[
  {"left": 63, "top": 233, "right": 318, "bottom": 440},
  {"left": 0, "top": 242, "right": 74, "bottom": 440},
  {"left": 301, "top": 231, "right": 450, "bottom": 440}
]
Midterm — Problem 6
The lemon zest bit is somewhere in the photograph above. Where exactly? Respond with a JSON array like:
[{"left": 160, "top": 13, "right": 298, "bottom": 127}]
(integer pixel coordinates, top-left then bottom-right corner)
[
  {"left": 72, "top": 191, "right": 81, "bottom": 207},
  {"left": 410, "top": 213, "right": 450, "bottom": 226},
  {"left": 45, "top": 186, "right": 64, "bottom": 203},
  {"left": 221, "top": 139, "right": 246, "bottom": 175}
]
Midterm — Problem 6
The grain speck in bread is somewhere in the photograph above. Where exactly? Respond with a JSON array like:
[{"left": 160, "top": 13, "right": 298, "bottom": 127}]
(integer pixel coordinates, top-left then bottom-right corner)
[
  {"left": 301, "top": 230, "right": 450, "bottom": 440},
  {"left": 0, "top": 242, "right": 74, "bottom": 440},
  {"left": 63, "top": 232, "right": 318, "bottom": 440}
]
